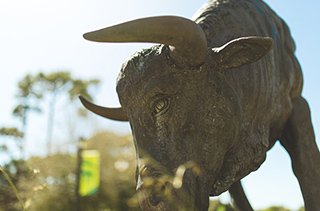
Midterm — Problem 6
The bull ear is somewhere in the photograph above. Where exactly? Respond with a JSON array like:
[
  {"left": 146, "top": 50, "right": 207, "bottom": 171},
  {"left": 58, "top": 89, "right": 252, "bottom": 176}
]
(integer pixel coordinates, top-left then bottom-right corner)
[
  {"left": 78, "top": 95, "right": 128, "bottom": 121},
  {"left": 213, "top": 36, "right": 273, "bottom": 69}
]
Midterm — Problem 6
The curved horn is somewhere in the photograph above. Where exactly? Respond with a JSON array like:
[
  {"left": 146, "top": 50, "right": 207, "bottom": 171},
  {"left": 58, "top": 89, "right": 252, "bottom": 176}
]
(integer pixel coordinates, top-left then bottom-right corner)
[
  {"left": 78, "top": 95, "right": 128, "bottom": 121},
  {"left": 83, "top": 16, "right": 207, "bottom": 67}
]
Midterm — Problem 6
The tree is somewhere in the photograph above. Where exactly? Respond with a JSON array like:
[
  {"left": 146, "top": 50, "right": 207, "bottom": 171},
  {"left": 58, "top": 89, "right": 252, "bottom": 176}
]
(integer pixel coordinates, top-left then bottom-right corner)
[
  {"left": 21, "top": 132, "right": 139, "bottom": 211},
  {"left": 0, "top": 127, "right": 24, "bottom": 161},
  {"left": 36, "top": 71, "right": 72, "bottom": 155},
  {"left": 0, "top": 127, "right": 24, "bottom": 139},
  {"left": 68, "top": 79, "right": 100, "bottom": 102},
  {"left": 35, "top": 71, "right": 100, "bottom": 155},
  {"left": 9, "top": 71, "right": 100, "bottom": 157},
  {"left": 13, "top": 74, "right": 42, "bottom": 159}
]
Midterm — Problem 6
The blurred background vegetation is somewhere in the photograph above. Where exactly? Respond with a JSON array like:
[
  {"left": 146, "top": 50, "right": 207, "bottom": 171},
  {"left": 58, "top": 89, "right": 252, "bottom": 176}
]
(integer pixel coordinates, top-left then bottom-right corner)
[{"left": 0, "top": 71, "right": 305, "bottom": 211}]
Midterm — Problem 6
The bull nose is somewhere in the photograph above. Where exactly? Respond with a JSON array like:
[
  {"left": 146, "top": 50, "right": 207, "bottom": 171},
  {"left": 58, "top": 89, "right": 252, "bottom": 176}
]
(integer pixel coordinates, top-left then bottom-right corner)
[
  {"left": 149, "top": 195, "right": 161, "bottom": 206},
  {"left": 149, "top": 183, "right": 165, "bottom": 206},
  {"left": 138, "top": 165, "right": 169, "bottom": 206}
]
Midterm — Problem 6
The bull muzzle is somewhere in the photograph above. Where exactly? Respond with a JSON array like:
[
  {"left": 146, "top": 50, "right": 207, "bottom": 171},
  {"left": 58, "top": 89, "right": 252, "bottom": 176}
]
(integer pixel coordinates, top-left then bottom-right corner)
[
  {"left": 136, "top": 162, "right": 208, "bottom": 211},
  {"left": 137, "top": 165, "right": 169, "bottom": 206}
]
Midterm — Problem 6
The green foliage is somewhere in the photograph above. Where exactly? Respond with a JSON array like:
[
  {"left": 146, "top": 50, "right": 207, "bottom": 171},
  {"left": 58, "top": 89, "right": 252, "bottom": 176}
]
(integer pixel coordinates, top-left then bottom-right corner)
[
  {"left": 0, "top": 132, "right": 140, "bottom": 211},
  {"left": 36, "top": 71, "right": 100, "bottom": 101},
  {"left": 1, "top": 128, "right": 301, "bottom": 210},
  {"left": 0, "top": 127, "right": 37, "bottom": 211},
  {"left": 24, "top": 154, "right": 76, "bottom": 210},
  {"left": 208, "top": 199, "right": 235, "bottom": 211},
  {"left": 37, "top": 71, "right": 71, "bottom": 92},
  {"left": 0, "top": 127, "right": 24, "bottom": 139},
  {"left": 68, "top": 79, "right": 100, "bottom": 101},
  {"left": 17, "top": 71, "right": 101, "bottom": 154},
  {"left": 12, "top": 105, "right": 41, "bottom": 122},
  {"left": 0, "top": 70, "right": 102, "bottom": 210},
  {"left": 16, "top": 74, "right": 42, "bottom": 99},
  {"left": 0, "top": 126, "right": 25, "bottom": 162},
  {"left": 258, "top": 206, "right": 291, "bottom": 211},
  {"left": 14, "top": 74, "right": 43, "bottom": 124},
  {"left": 0, "top": 160, "right": 33, "bottom": 211},
  {"left": 80, "top": 132, "right": 140, "bottom": 211},
  {"left": 0, "top": 145, "right": 8, "bottom": 151},
  {"left": 0, "top": 127, "right": 24, "bottom": 159}
]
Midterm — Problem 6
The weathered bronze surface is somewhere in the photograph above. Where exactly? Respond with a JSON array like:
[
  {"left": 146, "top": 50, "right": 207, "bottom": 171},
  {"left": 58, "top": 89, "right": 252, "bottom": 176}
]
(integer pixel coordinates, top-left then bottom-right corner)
[{"left": 80, "top": 0, "right": 320, "bottom": 210}]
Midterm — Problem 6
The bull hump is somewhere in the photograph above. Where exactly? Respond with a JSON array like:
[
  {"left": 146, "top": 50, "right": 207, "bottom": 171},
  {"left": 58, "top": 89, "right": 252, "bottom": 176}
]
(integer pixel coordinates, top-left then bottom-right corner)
[{"left": 194, "top": 0, "right": 276, "bottom": 47}]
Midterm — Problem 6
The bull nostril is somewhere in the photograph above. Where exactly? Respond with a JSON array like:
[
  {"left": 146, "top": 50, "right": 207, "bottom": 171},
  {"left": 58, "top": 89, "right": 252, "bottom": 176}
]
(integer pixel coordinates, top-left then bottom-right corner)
[
  {"left": 139, "top": 165, "right": 169, "bottom": 206},
  {"left": 149, "top": 193, "right": 162, "bottom": 206}
]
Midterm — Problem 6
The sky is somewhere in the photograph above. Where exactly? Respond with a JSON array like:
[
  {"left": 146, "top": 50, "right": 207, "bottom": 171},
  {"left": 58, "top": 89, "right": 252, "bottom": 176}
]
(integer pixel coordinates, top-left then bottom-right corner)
[{"left": 0, "top": 0, "right": 319, "bottom": 210}]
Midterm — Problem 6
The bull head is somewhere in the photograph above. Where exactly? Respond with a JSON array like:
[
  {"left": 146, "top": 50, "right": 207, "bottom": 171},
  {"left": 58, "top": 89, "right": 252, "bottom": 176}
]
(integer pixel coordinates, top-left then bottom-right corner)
[{"left": 80, "top": 16, "right": 273, "bottom": 210}]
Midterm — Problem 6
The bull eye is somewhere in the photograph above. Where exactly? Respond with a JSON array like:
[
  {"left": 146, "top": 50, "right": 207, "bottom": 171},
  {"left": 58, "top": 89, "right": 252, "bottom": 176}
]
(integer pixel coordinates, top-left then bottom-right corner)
[{"left": 153, "top": 98, "right": 169, "bottom": 116}]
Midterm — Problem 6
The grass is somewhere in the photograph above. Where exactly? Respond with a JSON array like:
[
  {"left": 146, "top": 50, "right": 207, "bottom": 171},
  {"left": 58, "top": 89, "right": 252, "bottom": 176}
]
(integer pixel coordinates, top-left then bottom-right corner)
[{"left": 0, "top": 165, "right": 26, "bottom": 210}]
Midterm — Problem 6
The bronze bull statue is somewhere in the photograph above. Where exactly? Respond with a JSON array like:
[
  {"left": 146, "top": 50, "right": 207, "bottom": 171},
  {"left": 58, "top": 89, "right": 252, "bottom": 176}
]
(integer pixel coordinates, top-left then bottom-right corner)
[{"left": 79, "top": 0, "right": 320, "bottom": 210}]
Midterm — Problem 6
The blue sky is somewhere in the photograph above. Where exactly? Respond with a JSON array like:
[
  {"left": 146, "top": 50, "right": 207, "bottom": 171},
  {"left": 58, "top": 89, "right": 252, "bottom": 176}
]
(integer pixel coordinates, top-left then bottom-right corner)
[{"left": 0, "top": 0, "right": 319, "bottom": 210}]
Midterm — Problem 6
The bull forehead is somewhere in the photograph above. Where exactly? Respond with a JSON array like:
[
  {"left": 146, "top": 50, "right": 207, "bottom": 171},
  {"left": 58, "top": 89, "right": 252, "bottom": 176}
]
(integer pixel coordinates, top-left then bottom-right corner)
[
  {"left": 116, "top": 45, "right": 203, "bottom": 108},
  {"left": 117, "top": 45, "right": 164, "bottom": 87}
]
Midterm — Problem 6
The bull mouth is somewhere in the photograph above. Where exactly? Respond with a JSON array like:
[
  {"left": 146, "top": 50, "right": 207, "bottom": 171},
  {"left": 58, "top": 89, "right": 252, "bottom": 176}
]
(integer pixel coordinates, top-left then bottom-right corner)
[
  {"left": 137, "top": 164, "right": 171, "bottom": 205},
  {"left": 138, "top": 189, "right": 198, "bottom": 211},
  {"left": 137, "top": 162, "right": 210, "bottom": 211}
]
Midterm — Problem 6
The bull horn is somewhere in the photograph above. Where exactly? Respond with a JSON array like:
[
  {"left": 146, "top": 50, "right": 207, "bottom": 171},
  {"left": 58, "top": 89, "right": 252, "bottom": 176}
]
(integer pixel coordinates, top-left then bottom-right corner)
[
  {"left": 83, "top": 16, "right": 207, "bottom": 67},
  {"left": 78, "top": 95, "right": 128, "bottom": 121}
]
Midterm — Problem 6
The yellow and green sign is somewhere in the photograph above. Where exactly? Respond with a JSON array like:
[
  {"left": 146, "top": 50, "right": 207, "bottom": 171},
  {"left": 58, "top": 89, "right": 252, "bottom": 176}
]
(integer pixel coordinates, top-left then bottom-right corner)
[{"left": 79, "top": 150, "right": 100, "bottom": 196}]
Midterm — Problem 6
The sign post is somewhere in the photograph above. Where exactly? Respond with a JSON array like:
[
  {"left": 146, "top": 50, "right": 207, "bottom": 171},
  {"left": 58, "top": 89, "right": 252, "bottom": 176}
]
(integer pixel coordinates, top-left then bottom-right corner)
[{"left": 79, "top": 150, "right": 100, "bottom": 196}]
